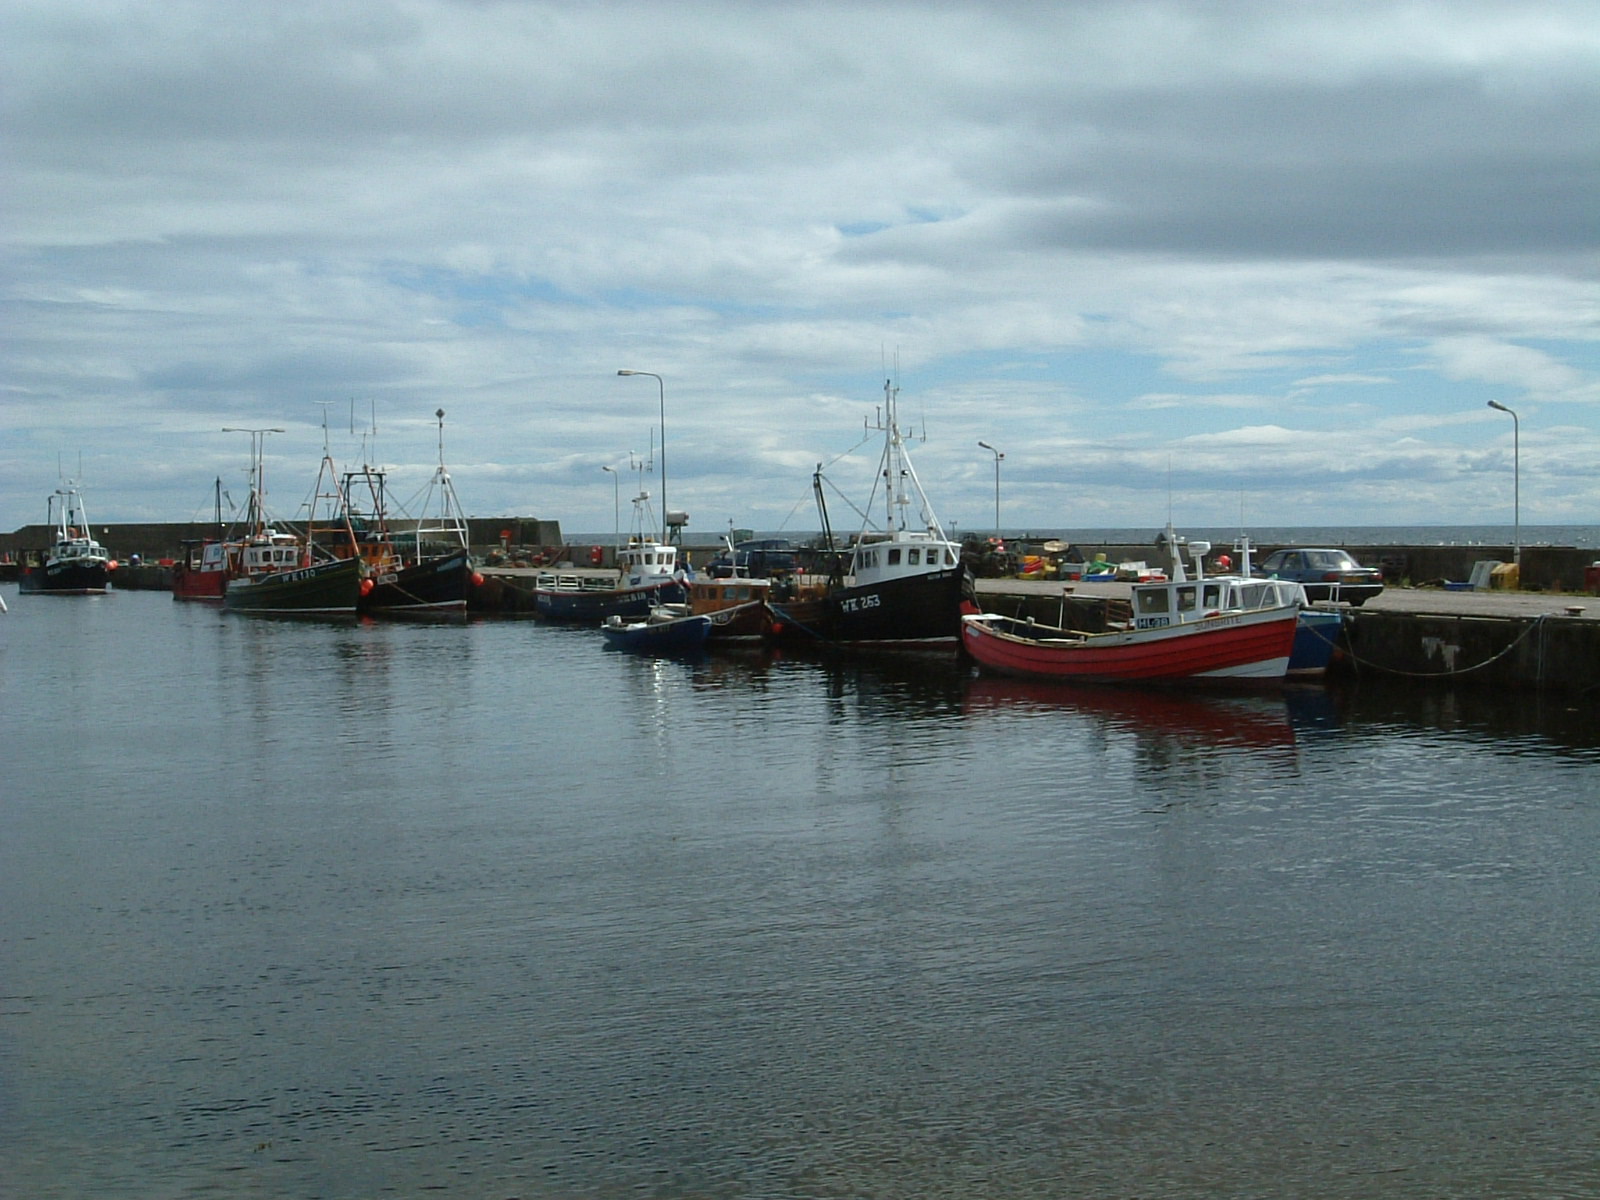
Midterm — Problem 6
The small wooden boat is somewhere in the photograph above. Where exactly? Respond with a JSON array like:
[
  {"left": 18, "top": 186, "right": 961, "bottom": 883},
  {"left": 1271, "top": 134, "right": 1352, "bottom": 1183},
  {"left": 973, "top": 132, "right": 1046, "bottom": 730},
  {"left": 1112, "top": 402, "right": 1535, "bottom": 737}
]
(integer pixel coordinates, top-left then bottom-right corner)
[
  {"left": 601, "top": 609, "right": 713, "bottom": 654},
  {"left": 680, "top": 544, "right": 779, "bottom": 640},
  {"left": 962, "top": 527, "right": 1302, "bottom": 685}
]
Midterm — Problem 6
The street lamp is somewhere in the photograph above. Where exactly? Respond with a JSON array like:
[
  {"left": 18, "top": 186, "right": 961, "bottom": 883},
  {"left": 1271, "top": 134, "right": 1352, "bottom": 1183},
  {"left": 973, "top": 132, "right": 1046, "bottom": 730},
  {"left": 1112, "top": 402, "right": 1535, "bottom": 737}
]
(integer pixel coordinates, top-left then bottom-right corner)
[
  {"left": 978, "top": 440, "right": 1004, "bottom": 535},
  {"left": 617, "top": 370, "right": 666, "bottom": 541},
  {"left": 1487, "top": 400, "right": 1520, "bottom": 566},
  {"left": 601, "top": 465, "right": 619, "bottom": 548}
]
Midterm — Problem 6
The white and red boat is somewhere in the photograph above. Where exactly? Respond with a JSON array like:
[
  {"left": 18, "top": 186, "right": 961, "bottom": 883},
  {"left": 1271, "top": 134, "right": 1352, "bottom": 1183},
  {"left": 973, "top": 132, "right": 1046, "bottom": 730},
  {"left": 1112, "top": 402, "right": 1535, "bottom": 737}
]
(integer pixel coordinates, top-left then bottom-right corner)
[{"left": 961, "top": 529, "right": 1302, "bottom": 685}]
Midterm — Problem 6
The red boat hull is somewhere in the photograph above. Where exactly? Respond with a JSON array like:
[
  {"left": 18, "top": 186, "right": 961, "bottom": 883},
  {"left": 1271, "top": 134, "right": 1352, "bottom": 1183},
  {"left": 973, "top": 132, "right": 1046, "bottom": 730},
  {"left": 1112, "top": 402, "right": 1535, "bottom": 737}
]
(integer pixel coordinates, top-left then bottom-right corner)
[
  {"left": 961, "top": 608, "right": 1297, "bottom": 684},
  {"left": 171, "top": 564, "right": 228, "bottom": 601}
]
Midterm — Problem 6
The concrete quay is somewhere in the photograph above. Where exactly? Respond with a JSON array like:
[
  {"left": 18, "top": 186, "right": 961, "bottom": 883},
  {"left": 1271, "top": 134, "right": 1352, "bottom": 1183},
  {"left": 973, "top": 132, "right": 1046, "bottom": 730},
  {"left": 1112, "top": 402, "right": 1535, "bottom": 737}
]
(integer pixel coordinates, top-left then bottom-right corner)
[{"left": 976, "top": 577, "right": 1600, "bottom": 696}]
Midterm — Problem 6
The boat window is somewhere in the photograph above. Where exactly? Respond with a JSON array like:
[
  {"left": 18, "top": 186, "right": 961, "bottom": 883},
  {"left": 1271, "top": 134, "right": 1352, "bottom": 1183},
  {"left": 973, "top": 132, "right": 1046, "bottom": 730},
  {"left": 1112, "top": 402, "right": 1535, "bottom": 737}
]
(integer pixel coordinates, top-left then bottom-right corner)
[
  {"left": 1176, "top": 586, "right": 1197, "bottom": 612},
  {"left": 908, "top": 548, "right": 920, "bottom": 565},
  {"left": 1137, "top": 589, "right": 1169, "bottom": 615},
  {"left": 888, "top": 548, "right": 901, "bottom": 565},
  {"left": 1202, "top": 584, "right": 1222, "bottom": 609}
]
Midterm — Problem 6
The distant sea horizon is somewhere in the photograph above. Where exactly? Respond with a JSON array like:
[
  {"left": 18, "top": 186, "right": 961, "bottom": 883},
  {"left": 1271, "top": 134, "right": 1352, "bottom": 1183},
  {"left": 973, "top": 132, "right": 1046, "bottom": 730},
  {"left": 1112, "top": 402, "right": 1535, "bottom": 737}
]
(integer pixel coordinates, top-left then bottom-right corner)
[{"left": 566, "top": 523, "right": 1599, "bottom": 550}]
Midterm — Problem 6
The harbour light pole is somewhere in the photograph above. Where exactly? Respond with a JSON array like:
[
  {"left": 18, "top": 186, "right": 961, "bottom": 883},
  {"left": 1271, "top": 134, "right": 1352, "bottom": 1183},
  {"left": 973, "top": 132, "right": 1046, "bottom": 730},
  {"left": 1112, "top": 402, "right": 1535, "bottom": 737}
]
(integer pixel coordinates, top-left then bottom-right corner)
[
  {"left": 978, "top": 440, "right": 1004, "bottom": 535},
  {"left": 1487, "top": 400, "right": 1520, "bottom": 566},
  {"left": 617, "top": 370, "right": 666, "bottom": 542},
  {"left": 601, "top": 464, "right": 620, "bottom": 547}
]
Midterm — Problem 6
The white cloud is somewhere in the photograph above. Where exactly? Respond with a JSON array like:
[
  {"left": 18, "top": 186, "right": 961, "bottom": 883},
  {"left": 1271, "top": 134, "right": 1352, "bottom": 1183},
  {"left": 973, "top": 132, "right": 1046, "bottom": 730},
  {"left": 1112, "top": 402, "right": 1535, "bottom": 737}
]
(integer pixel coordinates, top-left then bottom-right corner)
[{"left": 1, "top": 0, "right": 1596, "bottom": 533}]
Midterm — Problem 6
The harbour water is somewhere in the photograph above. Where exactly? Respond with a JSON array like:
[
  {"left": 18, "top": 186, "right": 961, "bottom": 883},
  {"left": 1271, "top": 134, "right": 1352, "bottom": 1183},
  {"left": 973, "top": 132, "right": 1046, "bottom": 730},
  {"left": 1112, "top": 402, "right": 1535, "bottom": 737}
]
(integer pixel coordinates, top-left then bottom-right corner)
[{"left": 3, "top": 587, "right": 1598, "bottom": 1198}]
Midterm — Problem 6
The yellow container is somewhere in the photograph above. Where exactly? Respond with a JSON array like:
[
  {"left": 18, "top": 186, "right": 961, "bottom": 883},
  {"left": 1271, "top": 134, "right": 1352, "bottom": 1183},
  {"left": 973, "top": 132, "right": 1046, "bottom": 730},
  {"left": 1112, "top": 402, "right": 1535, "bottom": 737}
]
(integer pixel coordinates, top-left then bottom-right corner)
[{"left": 1489, "top": 562, "right": 1520, "bottom": 590}]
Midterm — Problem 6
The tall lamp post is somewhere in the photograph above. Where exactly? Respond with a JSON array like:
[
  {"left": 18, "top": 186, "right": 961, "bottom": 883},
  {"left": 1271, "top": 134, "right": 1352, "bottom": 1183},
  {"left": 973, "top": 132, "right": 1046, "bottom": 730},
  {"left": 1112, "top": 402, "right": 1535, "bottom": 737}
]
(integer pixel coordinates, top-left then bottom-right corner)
[
  {"left": 617, "top": 370, "right": 666, "bottom": 542},
  {"left": 978, "top": 440, "right": 1004, "bottom": 535},
  {"left": 1487, "top": 400, "right": 1520, "bottom": 566},
  {"left": 601, "top": 465, "right": 619, "bottom": 547}
]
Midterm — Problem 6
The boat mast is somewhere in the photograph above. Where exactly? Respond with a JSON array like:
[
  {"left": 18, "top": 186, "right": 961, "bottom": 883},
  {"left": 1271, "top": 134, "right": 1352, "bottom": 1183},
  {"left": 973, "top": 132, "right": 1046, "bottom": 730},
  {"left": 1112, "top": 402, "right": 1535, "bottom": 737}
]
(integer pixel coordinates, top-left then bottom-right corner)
[
  {"left": 868, "top": 378, "right": 948, "bottom": 542},
  {"left": 223, "top": 427, "right": 284, "bottom": 539},
  {"left": 308, "top": 418, "right": 360, "bottom": 562},
  {"left": 426, "top": 407, "right": 469, "bottom": 549}
]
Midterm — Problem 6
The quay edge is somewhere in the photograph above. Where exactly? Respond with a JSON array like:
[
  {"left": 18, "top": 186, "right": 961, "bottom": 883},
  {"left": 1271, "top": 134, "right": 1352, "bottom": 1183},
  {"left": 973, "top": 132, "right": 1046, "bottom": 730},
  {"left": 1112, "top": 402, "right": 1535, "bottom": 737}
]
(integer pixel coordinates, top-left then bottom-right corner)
[{"left": 1336, "top": 607, "right": 1600, "bottom": 696}]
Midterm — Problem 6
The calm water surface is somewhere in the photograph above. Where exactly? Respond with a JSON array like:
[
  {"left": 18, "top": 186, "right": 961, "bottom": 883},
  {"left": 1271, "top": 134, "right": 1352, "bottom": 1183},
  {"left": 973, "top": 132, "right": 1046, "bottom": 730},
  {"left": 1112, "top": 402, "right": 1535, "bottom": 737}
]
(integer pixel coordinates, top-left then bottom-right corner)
[{"left": 3, "top": 588, "right": 1598, "bottom": 1199}]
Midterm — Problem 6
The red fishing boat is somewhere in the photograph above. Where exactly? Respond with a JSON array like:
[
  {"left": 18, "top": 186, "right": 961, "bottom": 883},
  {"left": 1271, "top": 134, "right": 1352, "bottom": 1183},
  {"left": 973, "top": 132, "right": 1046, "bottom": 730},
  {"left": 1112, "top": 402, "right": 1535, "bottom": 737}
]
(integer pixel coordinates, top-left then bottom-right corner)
[
  {"left": 171, "top": 538, "right": 234, "bottom": 601},
  {"left": 961, "top": 528, "right": 1303, "bottom": 685}
]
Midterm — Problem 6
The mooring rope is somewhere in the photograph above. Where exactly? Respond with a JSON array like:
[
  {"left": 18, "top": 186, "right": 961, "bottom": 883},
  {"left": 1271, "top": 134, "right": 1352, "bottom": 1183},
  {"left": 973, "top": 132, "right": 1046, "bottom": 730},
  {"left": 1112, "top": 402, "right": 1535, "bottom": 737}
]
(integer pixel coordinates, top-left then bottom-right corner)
[{"left": 1340, "top": 611, "right": 1552, "bottom": 680}]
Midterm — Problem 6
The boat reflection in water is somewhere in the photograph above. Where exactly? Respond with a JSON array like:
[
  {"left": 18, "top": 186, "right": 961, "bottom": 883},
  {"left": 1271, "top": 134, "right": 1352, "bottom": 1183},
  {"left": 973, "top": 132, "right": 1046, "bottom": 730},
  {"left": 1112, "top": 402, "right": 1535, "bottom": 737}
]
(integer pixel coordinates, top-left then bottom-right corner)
[{"left": 962, "top": 673, "right": 1299, "bottom": 753}]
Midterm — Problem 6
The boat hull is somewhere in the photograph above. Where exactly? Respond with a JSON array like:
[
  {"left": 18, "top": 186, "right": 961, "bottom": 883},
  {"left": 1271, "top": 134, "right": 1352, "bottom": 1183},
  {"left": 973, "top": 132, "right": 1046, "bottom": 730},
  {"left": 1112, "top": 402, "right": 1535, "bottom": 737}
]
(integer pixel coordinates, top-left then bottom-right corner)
[
  {"left": 535, "top": 578, "right": 687, "bottom": 622},
  {"left": 171, "top": 565, "right": 228, "bottom": 601},
  {"left": 601, "top": 613, "right": 712, "bottom": 654},
  {"left": 768, "top": 568, "right": 971, "bottom": 647},
  {"left": 702, "top": 599, "right": 774, "bottom": 641},
  {"left": 360, "top": 549, "right": 474, "bottom": 614},
  {"left": 19, "top": 560, "right": 110, "bottom": 595},
  {"left": 962, "top": 607, "right": 1297, "bottom": 684},
  {"left": 224, "top": 557, "right": 362, "bottom": 615},
  {"left": 1289, "top": 608, "right": 1344, "bottom": 676}
]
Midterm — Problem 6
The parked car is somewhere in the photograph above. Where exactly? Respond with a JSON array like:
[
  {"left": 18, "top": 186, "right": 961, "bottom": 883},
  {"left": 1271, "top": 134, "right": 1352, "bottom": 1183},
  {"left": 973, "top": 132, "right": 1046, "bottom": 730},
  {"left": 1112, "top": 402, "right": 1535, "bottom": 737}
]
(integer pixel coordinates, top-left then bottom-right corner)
[
  {"left": 1255, "top": 547, "right": 1384, "bottom": 606},
  {"left": 705, "top": 538, "right": 801, "bottom": 579}
]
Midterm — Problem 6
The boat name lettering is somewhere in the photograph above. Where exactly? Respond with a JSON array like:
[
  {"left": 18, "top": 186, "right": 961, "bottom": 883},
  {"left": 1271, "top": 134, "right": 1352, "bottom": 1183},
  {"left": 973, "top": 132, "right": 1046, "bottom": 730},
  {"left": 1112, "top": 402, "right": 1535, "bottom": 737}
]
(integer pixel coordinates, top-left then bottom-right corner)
[{"left": 840, "top": 593, "right": 882, "bottom": 614}]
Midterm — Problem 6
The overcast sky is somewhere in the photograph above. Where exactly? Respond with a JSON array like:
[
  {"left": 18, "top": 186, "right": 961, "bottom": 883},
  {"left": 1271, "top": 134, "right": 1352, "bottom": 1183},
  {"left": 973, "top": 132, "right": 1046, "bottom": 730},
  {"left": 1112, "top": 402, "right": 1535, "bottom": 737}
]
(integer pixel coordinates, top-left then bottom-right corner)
[{"left": 4, "top": 0, "right": 1597, "bottom": 542}]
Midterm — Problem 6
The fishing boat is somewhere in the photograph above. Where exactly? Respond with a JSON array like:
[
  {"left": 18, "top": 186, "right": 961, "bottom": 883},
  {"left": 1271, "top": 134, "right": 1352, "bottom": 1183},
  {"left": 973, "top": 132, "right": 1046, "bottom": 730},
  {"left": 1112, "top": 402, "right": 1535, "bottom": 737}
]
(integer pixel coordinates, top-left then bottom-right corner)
[
  {"left": 660, "top": 534, "right": 781, "bottom": 641},
  {"left": 171, "top": 478, "right": 233, "bottom": 601},
  {"left": 532, "top": 472, "right": 688, "bottom": 622},
  {"left": 679, "top": 574, "right": 776, "bottom": 641},
  {"left": 600, "top": 608, "right": 713, "bottom": 655},
  {"left": 223, "top": 434, "right": 364, "bottom": 616},
  {"left": 337, "top": 465, "right": 474, "bottom": 616},
  {"left": 171, "top": 538, "right": 233, "bottom": 601},
  {"left": 19, "top": 482, "right": 114, "bottom": 594},
  {"left": 533, "top": 536, "right": 688, "bottom": 621},
  {"left": 961, "top": 528, "right": 1302, "bottom": 685},
  {"left": 766, "top": 379, "right": 973, "bottom": 649},
  {"left": 347, "top": 409, "right": 479, "bottom": 615}
]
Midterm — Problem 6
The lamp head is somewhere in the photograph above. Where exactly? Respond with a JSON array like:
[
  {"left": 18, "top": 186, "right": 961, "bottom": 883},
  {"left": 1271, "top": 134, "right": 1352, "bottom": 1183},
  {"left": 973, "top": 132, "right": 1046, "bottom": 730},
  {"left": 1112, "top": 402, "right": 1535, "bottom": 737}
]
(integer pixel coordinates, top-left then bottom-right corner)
[{"left": 1487, "top": 400, "right": 1510, "bottom": 413}]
